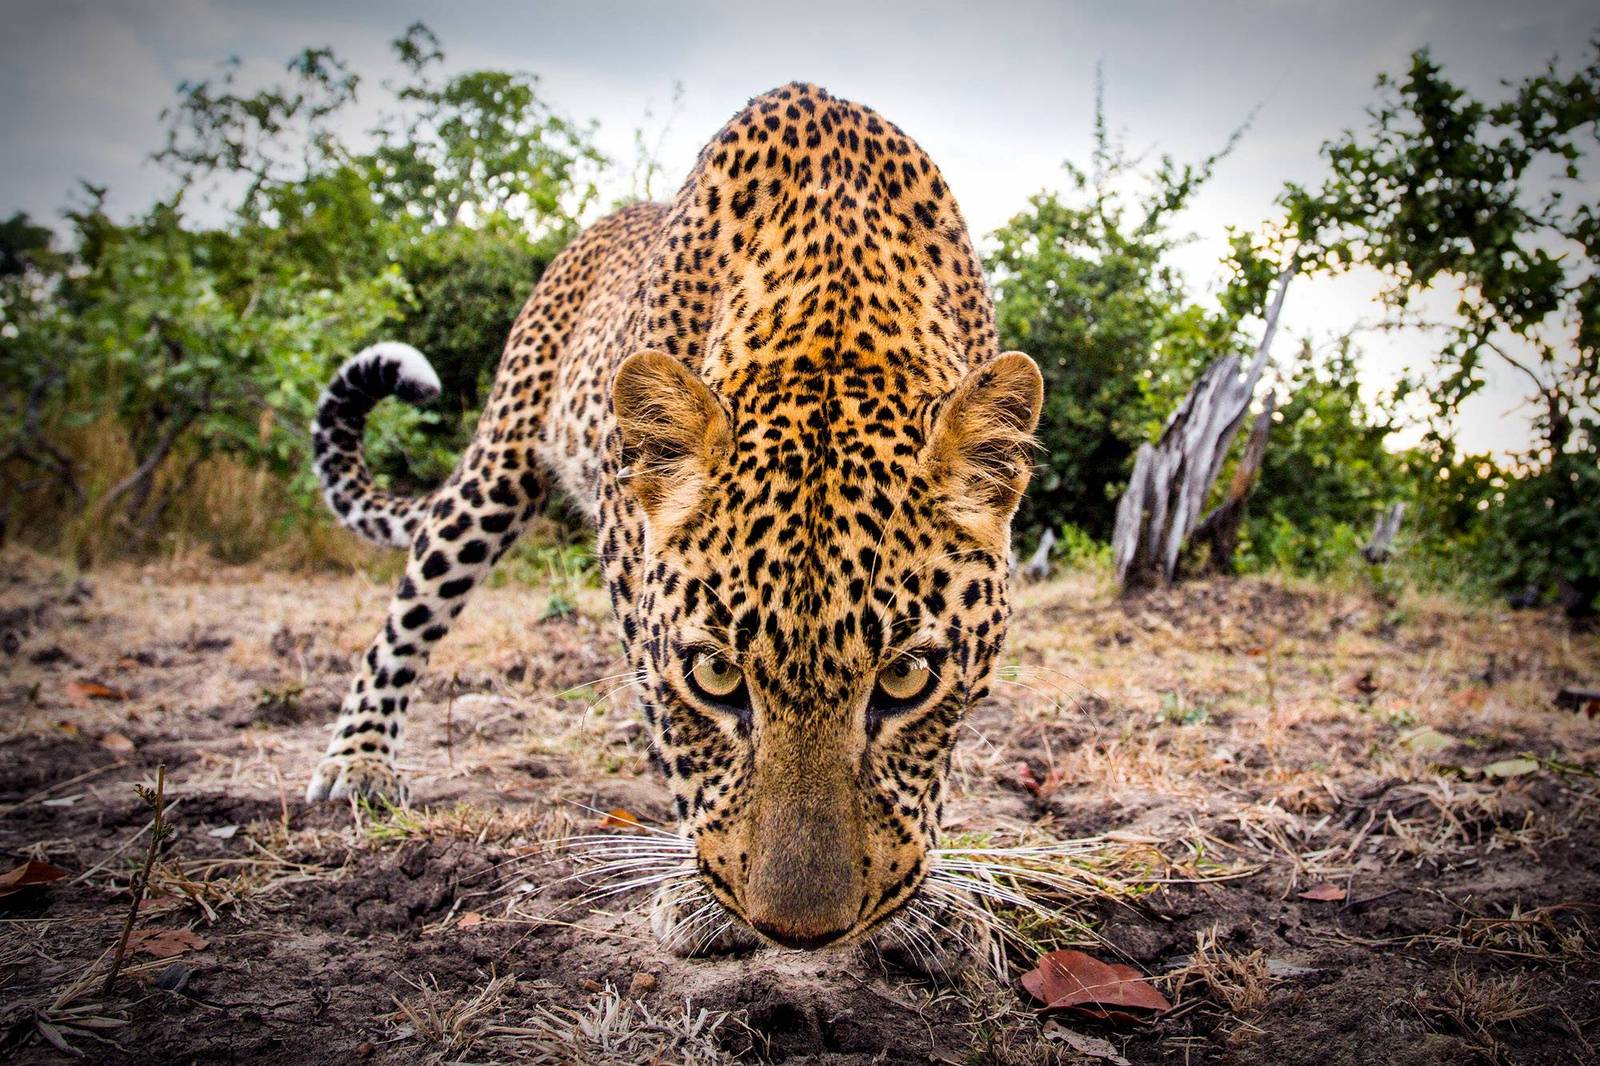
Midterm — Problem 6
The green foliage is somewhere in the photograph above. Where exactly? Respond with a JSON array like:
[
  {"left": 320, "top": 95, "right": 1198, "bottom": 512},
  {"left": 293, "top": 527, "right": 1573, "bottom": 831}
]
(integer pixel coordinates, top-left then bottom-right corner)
[
  {"left": 1053, "top": 522, "right": 1111, "bottom": 573},
  {"left": 1237, "top": 338, "right": 1405, "bottom": 576},
  {"left": 386, "top": 223, "right": 551, "bottom": 486},
  {"left": 3, "top": 191, "right": 407, "bottom": 549},
  {"left": 0, "top": 24, "right": 602, "bottom": 560},
  {"left": 1286, "top": 42, "right": 1600, "bottom": 614},
  {"left": 987, "top": 91, "right": 1252, "bottom": 541}
]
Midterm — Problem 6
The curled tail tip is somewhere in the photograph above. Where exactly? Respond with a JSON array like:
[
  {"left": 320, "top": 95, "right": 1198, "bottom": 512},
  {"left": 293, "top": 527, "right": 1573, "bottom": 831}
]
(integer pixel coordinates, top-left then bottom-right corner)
[
  {"left": 312, "top": 341, "right": 439, "bottom": 550},
  {"left": 345, "top": 342, "right": 442, "bottom": 404}
]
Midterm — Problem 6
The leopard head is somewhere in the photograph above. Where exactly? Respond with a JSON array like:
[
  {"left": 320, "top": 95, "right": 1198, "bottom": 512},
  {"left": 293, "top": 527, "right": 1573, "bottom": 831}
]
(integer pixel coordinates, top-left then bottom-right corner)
[{"left": 612, "top": 348, "right": 1041, "bottom": 948}]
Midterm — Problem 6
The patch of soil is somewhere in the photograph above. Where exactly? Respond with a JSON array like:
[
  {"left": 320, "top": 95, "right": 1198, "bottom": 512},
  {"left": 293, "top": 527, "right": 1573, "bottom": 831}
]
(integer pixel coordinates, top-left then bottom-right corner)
[{"left": 1, "top": 555, "right": 1596, "bottom": 1064}]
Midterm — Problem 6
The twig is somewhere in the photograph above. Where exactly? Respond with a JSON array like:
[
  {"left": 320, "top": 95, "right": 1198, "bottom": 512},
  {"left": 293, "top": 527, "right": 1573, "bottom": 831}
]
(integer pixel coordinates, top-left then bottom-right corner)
[
  {"left": 70, "top": 796, "right": 185, "bottom": 885},
  {"left": 103, "top": 765, "right": 168, "bottom": 995}
]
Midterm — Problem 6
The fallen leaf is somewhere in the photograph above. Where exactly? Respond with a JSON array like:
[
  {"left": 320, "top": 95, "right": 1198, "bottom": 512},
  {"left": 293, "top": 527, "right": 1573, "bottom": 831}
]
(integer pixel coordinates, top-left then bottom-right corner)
[
  {"left": 99, "top": 732, "right": 135, "bottom": 753},
  {"left": 1482, "top": 757, "right": 1539, "bottom": 779},
  {"left": 1012, "top": 761, "right": 1063, "bottom": 798},
  {"left": 1013, "top": 761, "right": 1043, "bottom": 794},
  {"left": 127, "top": 928, "right": 208, "bottom": 959},
  {"left": 66, "top": 680, "right": 129, "bottom": 704},
  {"left": 1042, "top": 1021, "right": 1131, "bottom": 1064},
  {"left": 1298, "top": 882, "right": 1347, "bottom": 902},
  {"left": 206, "top": 825, "right": 239, "bottom": 840},
  {"left": 41, "top": 795, "right": 82, "bottom": 807},
  {"left": 457, "top": 911, "right": 484, "bottom": 929},
  {"left": 0, "top": 860, "right": 69, "bottom": 898},
  {"left": 1021, "top": 949, "right": 1171, "bottom": 1018},
  {"left": 600, "top": 807, "right": 644, "bottom": 830},
  {"left": 55, "top": 720, "right": 81, "bottom": 738},
  {"left": 1400, "top": 726, "right": 1453, "bottom": 753}
]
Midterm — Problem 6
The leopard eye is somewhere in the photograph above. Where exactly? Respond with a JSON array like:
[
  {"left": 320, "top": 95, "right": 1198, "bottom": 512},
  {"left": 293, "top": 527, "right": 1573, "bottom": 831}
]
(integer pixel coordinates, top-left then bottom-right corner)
[
  {"left": 689, "top": 651, "right": 744, "bottom": 700},
  {"left": 876, "top": 654, "right": 933, "bottom": 703}
]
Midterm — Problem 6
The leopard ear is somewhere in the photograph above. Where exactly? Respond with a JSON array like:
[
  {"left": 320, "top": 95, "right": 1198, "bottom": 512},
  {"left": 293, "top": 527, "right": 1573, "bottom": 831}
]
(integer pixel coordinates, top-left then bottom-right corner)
[
  {"left": 612, "top": 350, "right": 732, "bottom": 528},
  {"left": 926, "top": 352, "right": 1043, "bottom": 543}
]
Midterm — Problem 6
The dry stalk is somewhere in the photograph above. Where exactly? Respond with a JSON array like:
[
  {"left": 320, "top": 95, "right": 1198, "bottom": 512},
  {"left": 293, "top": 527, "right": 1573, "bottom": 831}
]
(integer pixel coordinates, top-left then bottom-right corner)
[{"left": 103, "top": 765, "right": 169, "bottom": 995}]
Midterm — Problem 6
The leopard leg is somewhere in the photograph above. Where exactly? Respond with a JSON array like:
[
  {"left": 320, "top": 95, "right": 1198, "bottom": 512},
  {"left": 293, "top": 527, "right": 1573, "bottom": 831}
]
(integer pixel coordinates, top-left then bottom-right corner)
[{"left": 306, "top": 457, "right": 549, "bottom": 803}]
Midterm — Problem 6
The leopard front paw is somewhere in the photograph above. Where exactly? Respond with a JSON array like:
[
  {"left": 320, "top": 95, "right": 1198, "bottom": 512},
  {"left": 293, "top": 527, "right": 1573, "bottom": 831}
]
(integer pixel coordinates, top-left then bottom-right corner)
[
  {"left": 305, "top": 752, "right": 409, "bottom": 805},
  {"left": 649, "top": 881, "right": 761, "bottom": 957},
  {"left": 866, "top": 893, "right": 996, "bottom": 981}
]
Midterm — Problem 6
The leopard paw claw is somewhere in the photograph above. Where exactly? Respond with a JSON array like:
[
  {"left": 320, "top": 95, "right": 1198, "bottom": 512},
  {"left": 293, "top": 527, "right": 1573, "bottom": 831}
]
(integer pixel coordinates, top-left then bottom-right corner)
[{"left": 305, "top": 754, "right": 408, "bottom": 805}]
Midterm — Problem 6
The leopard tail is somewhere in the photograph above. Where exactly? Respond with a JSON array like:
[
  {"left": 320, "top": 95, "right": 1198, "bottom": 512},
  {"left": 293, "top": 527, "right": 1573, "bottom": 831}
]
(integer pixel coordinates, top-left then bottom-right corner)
[{"left": 310, "top": 342, "right": 442, "bottom": 549}]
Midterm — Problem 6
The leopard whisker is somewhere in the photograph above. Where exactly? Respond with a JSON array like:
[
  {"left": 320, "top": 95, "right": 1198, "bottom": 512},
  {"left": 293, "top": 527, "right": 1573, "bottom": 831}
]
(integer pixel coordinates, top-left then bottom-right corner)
[
  {"left": 555, "top": 669, "right": 648, "bottom": 696},
  {"left": 559, "top": 800, "right": 685, "bottom": 839},
  {"left": 906, "top": 895, "right": 986, "bottom": 963},
  {"left": 926, "top": 870, "right": 1052, "bottom": 917},
  {"left": 885, "top": 909, "right": 941, "bottom": 976},
  {"left": 695, "top": 916, "right": 736, "bottom": 956},
  {"left": 993, "top": 675, "right": 1099, "bottom": 732},
  {"left": 540, "top": 856, "right": 691, "bottom": 894},
  {"left": 670, "top": 898, "right": 725, "bottom": 953},
  {"left": 540, "top": 833, "right": 693, "bottom": 851},
  {"left": 561, "top": 870, "right": 696, "bottom": 910}
]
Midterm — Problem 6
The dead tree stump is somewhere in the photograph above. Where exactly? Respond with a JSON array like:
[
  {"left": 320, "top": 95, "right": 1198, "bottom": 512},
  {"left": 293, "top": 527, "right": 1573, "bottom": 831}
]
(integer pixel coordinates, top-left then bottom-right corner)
[
  {"left": 1360, "top": 502, "right": 1406, "bottom": 564},
  {"left": 1189, "top": 391, "right": 1277, "bottom": 575},
  {"left": 1112, "top": 265, "right": 1293, "bottom": 592}
]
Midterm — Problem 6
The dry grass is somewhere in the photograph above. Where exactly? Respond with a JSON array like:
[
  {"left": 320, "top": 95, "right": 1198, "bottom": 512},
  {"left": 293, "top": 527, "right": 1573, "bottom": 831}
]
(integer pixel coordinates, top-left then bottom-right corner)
[
  {"left": 1164, "top": 926, "right": 1278, "bottom": 1028},
  {"left": 484, "top": 984, "right": 742, "bottom": 1065},
  {"left": 383, "top": 970, "right": 517, "bottom": 1059},
  {"left": 1415, "top": 968, "right": 1547, "bottom": 1060},
  {"left": 5, "top": 413, "right": 382, "bottom": 570}
]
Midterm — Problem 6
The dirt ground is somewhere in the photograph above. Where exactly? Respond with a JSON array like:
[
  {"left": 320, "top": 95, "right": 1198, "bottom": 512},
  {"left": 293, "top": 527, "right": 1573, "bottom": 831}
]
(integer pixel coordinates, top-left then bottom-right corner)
[{"left": 2, "top": 548, "right": 1597, "bottom": 1065}]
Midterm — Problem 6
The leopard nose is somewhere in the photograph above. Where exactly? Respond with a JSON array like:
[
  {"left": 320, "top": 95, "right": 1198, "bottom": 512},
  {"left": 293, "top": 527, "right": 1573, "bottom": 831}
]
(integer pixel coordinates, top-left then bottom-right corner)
[{"left": 751, "top": 920, "right": 851, "bottom": 950}]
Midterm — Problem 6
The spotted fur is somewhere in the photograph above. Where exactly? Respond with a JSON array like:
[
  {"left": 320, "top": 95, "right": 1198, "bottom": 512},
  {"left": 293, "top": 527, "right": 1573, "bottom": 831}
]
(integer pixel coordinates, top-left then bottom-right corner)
[{"left": 307, "top": 83, "right": 1042, "bottom": 952}]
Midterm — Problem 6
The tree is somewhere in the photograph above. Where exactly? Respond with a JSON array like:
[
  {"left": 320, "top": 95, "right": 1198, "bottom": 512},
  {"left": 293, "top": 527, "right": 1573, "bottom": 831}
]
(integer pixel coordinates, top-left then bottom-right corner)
[
  {"left": 987, "top": 90, "right": 1260, "bottom": 543},
  {"left": 0, "top": 24, "right": 605, "bottom": 558},
  {"left": 1240, "top": 338, "right": 1407, "bottom": 575},
  {"left": 1286, "top": 43, "right": 1600, "bottom": 615}
]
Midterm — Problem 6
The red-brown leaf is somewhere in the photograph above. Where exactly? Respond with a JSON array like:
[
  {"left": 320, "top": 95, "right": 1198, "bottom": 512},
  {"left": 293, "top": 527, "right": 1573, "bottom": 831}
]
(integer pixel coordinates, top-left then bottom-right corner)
[
  {"left": 1021, "top": 949, "right": 1171, "bottom": 1016},
  {"left": 600, "top": 807, "right": 644, "bottom": 830},
  {"left": 1298, "top": 882, "right": 1347, "bottom": 902},
  {"left": 1013, "top": 761, "right": 1043, "bottom": 794},
  {"left": 0, "top": 860, "right": 70, "bottom": 898},
  {"left": 127, "top": 928, "right": 208, "bottom": 959},
  {"left": 1012, "top": 761, "right": 1063, "bottom": 798},
  {"left": 66, "top": 680, "right": 129, "bottom": 704}
]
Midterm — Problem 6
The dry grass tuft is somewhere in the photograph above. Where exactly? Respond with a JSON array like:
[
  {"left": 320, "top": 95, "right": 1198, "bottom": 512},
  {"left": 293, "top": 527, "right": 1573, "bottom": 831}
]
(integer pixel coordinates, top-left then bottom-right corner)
[
  {"left": 1165, "top": 926, "right": 1277, "bottom": 1026},
  {"left": 1416, "top": 967, "right": 1545, "bottom": 1057},
  {"left": 924, "top": 830, "right": 1262, "bottom": 980},
  {"left": 383, "top": 970, "right": 516, "bottom": 1058},
  {"left": 486, "top": 984, "right": 741, "bottom": 1065}
]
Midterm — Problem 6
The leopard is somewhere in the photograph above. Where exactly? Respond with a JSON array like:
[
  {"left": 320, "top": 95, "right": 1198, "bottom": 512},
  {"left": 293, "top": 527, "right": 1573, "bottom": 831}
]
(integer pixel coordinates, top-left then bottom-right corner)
[{"left": 305, "top": 82, "right": 1043, "bottom": 962}]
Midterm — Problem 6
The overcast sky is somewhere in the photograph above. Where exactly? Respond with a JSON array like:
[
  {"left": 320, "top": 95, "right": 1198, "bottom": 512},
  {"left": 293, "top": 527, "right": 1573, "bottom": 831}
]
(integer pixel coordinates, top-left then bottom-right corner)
[{"left": 4, "top": 0, "right": 1595, "bottom": 455}]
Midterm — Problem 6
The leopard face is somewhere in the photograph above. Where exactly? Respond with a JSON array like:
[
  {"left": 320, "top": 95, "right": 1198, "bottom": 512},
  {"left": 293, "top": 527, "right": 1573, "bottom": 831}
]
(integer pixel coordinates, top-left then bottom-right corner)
[{"left": 613, "top": 349, "right": 1041, "bottom": 948}]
